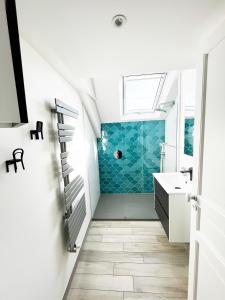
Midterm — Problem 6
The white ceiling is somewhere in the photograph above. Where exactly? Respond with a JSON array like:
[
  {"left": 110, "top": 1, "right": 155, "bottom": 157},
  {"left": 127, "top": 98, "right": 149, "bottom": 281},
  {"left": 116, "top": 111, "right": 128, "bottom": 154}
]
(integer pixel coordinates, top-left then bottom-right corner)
[
  {"left": 16, "top": 0, "right": 225, "bottom": 123},
  {"left": 16, "top": 0, "right": 225, "bottom": 80}
]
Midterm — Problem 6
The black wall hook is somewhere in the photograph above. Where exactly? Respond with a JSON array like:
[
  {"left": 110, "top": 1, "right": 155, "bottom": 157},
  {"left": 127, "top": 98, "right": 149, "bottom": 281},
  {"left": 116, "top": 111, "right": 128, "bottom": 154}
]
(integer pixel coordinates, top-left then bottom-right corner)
[
  {"left": 30, "top": 121, "right": 43, "bottom": 140},
  {"left": 6, "top": 148, "right": 25, "bottom": 173}
]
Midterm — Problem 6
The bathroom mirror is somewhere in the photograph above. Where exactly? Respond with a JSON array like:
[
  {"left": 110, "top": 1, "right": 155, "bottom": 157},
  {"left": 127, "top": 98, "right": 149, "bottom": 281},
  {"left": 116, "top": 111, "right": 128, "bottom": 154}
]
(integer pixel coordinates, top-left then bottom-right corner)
[{"left": 182, "top": 70, "right": 196, "bottom": 157}]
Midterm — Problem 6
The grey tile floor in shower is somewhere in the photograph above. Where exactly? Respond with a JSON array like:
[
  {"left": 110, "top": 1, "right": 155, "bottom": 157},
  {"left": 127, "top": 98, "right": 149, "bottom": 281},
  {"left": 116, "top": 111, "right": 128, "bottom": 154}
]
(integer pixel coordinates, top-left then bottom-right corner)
[{"left": 93, "top": 194, "right": 159, "bottom": 220}]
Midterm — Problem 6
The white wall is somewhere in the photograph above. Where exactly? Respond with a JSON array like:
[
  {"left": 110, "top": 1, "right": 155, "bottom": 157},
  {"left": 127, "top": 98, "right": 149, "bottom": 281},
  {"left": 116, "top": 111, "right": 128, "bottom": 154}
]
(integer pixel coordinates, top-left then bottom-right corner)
[
  {"left": 74, "top": 78, "right": 101, "bottom": 138},
  {"left": 179, "top": 70, "right": 196, "bottom": 170},
  {"left": 163, "top": 69, "right": 196, "bottom": 173},
  {"left": 79, "top": 91, "right": 101, "bottom": 137},
  {"left": 94, "top": 77, "right": 119, "bottom": 123},
  {"left": 84, "top": 111, "right": 100, "bottom": 216},
  {"left": 163, "top": 73, "right": 180, "bottom": 172},
  {"left": 0, "top": 39, "right": 98, "bottom": 300},
  {"left": 164, "top": 102, "right": 179, "bottom": 172}
]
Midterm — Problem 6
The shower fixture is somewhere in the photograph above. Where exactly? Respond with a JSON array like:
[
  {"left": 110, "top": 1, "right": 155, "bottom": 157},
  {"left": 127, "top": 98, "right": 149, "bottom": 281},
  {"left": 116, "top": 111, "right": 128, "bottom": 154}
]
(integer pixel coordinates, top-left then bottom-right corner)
[
  {"left": 112, "top": 15, "right": 127, "bottom": 27},
  {"left": 155, "top": 108, "right": 167, "bottom": 113},
  {"left": 155, "top": 100, "right": 175, "bottom": 113}
]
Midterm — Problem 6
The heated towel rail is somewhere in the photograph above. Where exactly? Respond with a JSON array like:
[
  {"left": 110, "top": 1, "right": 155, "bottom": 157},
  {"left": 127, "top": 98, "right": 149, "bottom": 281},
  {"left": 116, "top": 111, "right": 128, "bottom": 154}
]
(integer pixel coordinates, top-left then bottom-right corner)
[{"left": 54, "top": 99, "right": 86, "bottom": 252}]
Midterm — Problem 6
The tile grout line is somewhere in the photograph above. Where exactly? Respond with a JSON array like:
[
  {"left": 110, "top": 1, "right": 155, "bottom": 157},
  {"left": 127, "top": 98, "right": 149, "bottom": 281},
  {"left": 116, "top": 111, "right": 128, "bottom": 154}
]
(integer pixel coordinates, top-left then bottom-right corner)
[
  {"left": 75, "top": 271, "right": 188, "bottom": 279},
  {"left": 141, "top": 252, "right": 145, "bottom": 263},
  {"left": 113, "top": 262, "right": 116, "bottom": 275},
  {"left": 79, "top": 259, "right": 145, "bottom": 264},
  {"left": 132, "top": 275, "right": 134, "bottom": 293},
  {"left": 69, "top": 286, "right": 132, "bottom": 293},
  {"left": 79, "top": 261, "right": 187, "bottom": 266},
  {"left": 68, "top": 288, "right": 187, "bottom": 299},
  {"left": 84, "top": 240, "right": 186, "bottom": 246},
  {"left": 66, "top": 221, "right": 189, "bottom": 299}
]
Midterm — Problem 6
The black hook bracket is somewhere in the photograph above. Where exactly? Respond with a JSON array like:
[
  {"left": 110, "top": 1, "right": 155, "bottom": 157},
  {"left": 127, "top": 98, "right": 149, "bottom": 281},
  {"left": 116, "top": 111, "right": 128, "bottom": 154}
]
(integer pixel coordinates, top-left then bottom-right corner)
[
  {"left": 6, "top": 148, "right": 25, "bottom": 173},
  {"left": 30, "top": 121, "right": 43, "bottom": 140}
]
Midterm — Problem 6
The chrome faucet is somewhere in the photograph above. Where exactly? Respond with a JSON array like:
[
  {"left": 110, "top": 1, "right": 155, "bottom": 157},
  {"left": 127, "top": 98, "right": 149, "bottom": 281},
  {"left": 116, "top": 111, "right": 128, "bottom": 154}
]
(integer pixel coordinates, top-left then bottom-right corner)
[{"left": 180, "top": 167, "right": 193, "bottom": 181}]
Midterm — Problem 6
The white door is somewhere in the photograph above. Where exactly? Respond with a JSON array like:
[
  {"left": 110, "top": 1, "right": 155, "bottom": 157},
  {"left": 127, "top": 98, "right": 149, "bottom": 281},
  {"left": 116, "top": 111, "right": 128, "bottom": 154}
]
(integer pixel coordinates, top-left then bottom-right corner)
[{"left": 188, "top": 39, "right": 225, "bottom": 299}]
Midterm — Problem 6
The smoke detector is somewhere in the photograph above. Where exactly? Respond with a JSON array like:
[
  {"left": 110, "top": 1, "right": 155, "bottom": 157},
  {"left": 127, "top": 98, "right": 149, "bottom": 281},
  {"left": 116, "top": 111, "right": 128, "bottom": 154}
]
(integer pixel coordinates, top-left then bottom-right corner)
[{"left": 112, "top": 15, "right": 127, "bottom": 27}]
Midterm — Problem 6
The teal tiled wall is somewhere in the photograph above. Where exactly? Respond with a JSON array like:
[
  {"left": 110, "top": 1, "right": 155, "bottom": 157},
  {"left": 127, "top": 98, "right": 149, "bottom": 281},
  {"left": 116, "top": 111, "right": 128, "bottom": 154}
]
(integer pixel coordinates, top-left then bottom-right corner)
[
  {"left": 184, "top": 118, "right": 194, "bottom": 156},
  {"left": 97, "top": 120, "right": 165, "bottom": 193}
]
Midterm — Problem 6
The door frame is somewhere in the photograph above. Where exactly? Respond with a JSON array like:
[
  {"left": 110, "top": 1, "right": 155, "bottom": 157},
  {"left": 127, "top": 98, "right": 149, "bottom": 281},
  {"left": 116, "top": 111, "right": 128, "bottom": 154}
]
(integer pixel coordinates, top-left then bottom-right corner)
[{"left": 188, "top": 19, "right": 225, "bottom": 300}]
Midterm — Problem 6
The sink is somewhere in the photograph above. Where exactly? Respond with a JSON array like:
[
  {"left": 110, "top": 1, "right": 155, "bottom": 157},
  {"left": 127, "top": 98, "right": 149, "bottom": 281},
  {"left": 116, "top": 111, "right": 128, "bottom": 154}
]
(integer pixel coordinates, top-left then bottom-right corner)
[
  {"left": 153, "top": 172, "right": 192, "bottom": 195},
  {"left": 153, "top": 172, "right": 191, "bottom": 243}
]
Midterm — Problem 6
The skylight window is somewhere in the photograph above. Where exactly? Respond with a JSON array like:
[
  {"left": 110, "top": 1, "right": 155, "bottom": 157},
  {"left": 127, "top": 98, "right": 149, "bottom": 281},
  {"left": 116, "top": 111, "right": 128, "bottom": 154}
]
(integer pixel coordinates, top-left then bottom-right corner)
[{"left": 122, "top": 73, "right": 167, "bottom": 115}]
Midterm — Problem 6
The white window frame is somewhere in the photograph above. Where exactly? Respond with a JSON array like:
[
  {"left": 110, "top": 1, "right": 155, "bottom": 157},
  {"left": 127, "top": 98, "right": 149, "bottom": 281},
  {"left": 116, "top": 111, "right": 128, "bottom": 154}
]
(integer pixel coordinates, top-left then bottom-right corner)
[{"left": 122, "top": 73, "right": 167, "bottom": 115}]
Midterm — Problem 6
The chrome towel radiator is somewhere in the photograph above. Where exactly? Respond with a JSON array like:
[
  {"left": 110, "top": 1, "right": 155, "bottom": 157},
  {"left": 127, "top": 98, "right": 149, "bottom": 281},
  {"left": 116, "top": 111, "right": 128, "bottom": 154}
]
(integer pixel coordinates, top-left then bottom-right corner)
[{"left": 54, "top": 99, "right": 86, "bottom": 252}]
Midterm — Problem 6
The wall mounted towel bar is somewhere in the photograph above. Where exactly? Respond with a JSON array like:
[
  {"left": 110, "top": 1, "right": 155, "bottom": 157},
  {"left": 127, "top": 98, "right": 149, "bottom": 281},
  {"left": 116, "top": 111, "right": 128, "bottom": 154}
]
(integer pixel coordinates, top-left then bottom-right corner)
[{"left": 54, "top": 99, "right": 86, "bottom": 252}]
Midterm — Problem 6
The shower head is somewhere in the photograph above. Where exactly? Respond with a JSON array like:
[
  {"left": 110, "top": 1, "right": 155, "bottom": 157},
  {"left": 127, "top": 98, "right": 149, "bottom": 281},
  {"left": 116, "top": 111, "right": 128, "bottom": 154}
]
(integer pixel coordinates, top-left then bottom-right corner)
[
  {"left": 155, "top": 108, "right": 167, "bottom": 113},
  {"left": 155, "top": 100, "right": 175, "bottom": 113},
  {"left": 159, "top": 100, "right": 175, "bottom": 108}
]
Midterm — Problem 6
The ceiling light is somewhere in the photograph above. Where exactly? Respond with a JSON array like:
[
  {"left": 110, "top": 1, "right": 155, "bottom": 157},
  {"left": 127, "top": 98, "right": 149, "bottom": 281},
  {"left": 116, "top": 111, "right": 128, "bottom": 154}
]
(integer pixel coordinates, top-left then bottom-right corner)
[{"left": 112, "top": 15, "right": 127, "bottom": 27}]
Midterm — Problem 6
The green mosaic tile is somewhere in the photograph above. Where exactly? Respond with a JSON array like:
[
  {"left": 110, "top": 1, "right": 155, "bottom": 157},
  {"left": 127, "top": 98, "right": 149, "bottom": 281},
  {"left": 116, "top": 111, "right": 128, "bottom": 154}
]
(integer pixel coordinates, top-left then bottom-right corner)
[
  {"left": 97, "top": 120, "right": 165, "bottom": 193},
  {"left": 184, "top": 118, "right": 194, "bottom": 156}
]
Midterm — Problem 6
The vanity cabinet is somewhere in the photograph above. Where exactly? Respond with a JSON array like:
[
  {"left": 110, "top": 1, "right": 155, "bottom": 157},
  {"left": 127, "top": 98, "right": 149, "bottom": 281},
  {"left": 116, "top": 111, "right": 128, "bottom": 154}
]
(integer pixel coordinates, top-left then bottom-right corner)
[{"left": 154, "top": 178, "right": 190, "bottom": 243}]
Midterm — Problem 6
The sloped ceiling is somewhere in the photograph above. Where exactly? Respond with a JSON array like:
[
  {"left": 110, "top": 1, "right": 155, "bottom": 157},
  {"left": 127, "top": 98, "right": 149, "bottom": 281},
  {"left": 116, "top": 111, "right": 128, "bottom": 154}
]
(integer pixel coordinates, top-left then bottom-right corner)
[{"left": 94, "top": 72, "right": 179, "bottom": 123}]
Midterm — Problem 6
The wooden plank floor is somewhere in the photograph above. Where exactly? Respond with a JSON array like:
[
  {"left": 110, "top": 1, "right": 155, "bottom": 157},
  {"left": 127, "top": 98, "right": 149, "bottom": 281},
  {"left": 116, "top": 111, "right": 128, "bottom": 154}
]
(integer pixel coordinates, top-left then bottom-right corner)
[{"left": 67, "top": 221, "right": 189, "bottom": 300}]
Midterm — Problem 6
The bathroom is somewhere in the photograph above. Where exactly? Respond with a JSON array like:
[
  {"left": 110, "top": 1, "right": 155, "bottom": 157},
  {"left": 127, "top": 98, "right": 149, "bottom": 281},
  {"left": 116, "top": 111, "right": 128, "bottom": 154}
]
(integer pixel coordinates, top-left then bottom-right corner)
[
  {"left": 93, "top": 69, "right": 195, "bottom": 227},
  {"left": 2, "top": 1, "right": 225, "bottom": 298}
]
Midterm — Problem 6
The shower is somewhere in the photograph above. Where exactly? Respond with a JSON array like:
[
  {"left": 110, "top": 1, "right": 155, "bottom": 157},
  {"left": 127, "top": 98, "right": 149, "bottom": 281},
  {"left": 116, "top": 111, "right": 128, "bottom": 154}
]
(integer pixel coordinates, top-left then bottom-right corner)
[
  {"left": 155, "top": 100, "right": 175, "bottom": 113},
  {"left": 155, "top": 108, "right": 167, "bottom": 113}
]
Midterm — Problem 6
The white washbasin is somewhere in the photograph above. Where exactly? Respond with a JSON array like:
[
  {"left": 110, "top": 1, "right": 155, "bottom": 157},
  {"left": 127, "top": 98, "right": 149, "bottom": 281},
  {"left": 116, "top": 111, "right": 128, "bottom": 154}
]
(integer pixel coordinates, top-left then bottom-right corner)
[{"left": 153, "top": 172, "right": 192, "bottom": 194}]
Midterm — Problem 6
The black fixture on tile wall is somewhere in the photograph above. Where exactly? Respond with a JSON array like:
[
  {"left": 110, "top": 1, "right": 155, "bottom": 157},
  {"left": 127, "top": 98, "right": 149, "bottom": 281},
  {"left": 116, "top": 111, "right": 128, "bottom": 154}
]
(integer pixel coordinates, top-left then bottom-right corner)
[
  {"left": 5, "top": 148, "right": 25, "bottom": 173},
  {"left": 114, "top": 150, "right": 122, "bottom": 159}
]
